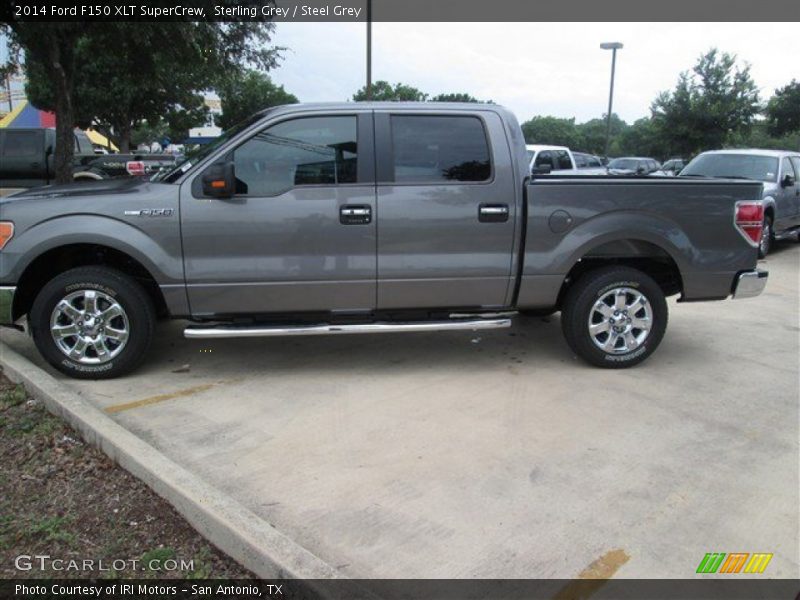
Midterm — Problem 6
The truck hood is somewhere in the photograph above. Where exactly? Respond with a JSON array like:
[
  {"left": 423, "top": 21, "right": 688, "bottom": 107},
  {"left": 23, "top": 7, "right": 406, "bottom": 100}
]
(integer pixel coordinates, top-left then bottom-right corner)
[{"left": 1, "top": 177, "right": 150, "bottom": 205}]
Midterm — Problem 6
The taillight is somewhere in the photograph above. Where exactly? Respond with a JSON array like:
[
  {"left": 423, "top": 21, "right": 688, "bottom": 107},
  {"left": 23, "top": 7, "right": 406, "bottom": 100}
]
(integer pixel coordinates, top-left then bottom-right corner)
[
  {"left": 734, "top": 201, "right": 764, "bottom": 246},
  {"left": 0, "top": 222, "right": 13, "bottom": 250},
  {"left": 126, "top": 161, "right": 146, "bottom": 176}
]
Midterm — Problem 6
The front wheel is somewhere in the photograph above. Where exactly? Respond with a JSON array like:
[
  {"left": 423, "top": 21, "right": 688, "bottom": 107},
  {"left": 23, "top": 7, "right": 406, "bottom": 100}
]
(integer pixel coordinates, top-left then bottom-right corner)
[
  {"left": 561, "top": 266, "right": 668, "bottom": 368},
  {"left": 29, "top": 266, "right": 155, "bottom": 379}
]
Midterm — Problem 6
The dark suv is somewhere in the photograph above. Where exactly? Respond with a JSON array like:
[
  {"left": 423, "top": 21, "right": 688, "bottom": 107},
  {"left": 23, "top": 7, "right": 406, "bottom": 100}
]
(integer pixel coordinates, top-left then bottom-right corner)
[{"left": 607, "top": 157, "right": 662, "bottom": 176}]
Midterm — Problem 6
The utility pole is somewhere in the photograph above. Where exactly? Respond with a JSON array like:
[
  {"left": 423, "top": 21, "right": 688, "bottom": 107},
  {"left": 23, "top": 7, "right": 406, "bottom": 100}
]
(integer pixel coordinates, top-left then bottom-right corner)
[
  {"left": 600, "top": 42, "right": 623, "bottom": 161},
  {"left": 366, "top": 0, "right": 372, "bottom": 100}
]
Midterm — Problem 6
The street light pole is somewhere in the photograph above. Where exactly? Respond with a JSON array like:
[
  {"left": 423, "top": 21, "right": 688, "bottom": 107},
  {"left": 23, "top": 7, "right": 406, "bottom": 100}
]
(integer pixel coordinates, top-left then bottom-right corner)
[
  {"left": 366, "top": 0, "right": 372, "bottom": 100},
  {"left": 600, "top": 42, "right": 623, "bottom": 162}
]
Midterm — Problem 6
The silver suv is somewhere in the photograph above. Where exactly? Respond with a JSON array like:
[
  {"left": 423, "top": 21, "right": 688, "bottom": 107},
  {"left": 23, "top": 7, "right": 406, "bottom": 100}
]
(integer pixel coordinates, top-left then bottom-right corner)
[{"left": 680, "top": 149, "right": 800, "bottom": 256}]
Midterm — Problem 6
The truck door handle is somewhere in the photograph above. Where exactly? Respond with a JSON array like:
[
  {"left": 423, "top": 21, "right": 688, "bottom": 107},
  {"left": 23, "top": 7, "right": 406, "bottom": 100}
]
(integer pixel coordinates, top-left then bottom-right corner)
[
  {"left": 340, "top": 205, "right": 372, "bottom": 225},
  {"left": 479, "top": 204, "right": 509, "bottom": 223}
]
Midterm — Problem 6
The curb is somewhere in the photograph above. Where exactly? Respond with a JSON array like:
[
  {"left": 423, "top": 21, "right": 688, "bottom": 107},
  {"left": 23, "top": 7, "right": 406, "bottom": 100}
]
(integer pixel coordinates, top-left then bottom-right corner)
[{"left": 0, "top": 341, "right": 344, "bottom": 586}]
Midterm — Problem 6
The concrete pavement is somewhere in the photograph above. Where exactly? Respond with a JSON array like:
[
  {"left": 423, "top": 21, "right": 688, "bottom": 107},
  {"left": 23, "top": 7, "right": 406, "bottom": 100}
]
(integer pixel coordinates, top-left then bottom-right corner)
[{"left": 2, "top": 242, "right": 798, "bottom": 580}]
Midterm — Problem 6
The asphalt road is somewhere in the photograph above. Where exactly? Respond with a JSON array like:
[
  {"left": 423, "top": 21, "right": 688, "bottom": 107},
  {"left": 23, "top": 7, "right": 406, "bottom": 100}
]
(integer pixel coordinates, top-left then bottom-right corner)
[{"left": 2, "top": 241, "right": 798, "bottom": 579}]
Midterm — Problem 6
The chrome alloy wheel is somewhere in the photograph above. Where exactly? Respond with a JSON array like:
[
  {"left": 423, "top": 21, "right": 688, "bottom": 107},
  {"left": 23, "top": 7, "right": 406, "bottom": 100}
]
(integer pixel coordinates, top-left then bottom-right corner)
[
  {"left": 588, "top": 287, "right": 652, "bottom": 354},
  {"left": 50, "top": 290, "right": 129, "bottom": 364}
]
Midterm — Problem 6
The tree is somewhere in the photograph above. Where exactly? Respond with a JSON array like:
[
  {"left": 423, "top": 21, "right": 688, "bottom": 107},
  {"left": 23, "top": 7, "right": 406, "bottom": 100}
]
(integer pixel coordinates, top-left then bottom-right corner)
[
  {"left": 651, "top": 48, "right": 760, "bottom": 157},
  {"left": 615, "top": 118, "right": 663, "bottom": 158},
  {"left": 216, "top": 70, "right": 298, "bottom": 131},
  {"left": 2, "top": 24, "right": 84, "bottom": 183},
  {"left": 353, "top": 81, "right": 427, "bottom": 102},
  {"left": 7, "top": 22, "right": 281, "bottom": 168},
  {"left": 765, "top": 80, "right": 800, "bottom": 137},
  {"left": 576, "top": 114, "right": 628, "bottom": 155},
  {"left": 520, "top": 116, "right": 583, "bottom": 148},
  {"left": 429, "top": 92, "right": 490, "bottom": 103}
]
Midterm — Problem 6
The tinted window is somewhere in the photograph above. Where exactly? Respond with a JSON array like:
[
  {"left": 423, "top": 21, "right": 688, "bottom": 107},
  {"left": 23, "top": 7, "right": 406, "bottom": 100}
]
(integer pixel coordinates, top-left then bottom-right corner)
[
  {"left": 391, "top": 116, "right": 490, "bottom": 183},
  {"left": 555, "top": 150, "right": 572, "bottom": 170},
  {"left": 535, "top": 150, "right": 555, "bottom": 169},
  {"left": 781, "top": 157, "right": 796, "bottom": 180},
  {"left": 585, "top": 155, "right": 602, "bottom": 168},
  {"left": 233, "top": 116, "right": 357, "bottom": 196},
  {"left": 791, "top": 158, "right": 800, "bottom": 181},
  {"left": 681, "top": 154, "right": 779, "bottom": 182},
  {"left": 608, "top": 158, "right": 638, "bottom": 171},
  {"left": 3, "top": 131, "right": 38, "bottom": 157},
  {"left": 573, "top": 153, "right": 587, "bottom": 168}
]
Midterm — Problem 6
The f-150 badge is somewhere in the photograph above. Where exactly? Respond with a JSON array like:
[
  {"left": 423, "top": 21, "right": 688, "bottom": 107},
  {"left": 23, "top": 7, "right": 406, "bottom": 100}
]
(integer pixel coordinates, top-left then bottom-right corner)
[{"left": 124, "top": 209, "right": 174, "bottom": 217}]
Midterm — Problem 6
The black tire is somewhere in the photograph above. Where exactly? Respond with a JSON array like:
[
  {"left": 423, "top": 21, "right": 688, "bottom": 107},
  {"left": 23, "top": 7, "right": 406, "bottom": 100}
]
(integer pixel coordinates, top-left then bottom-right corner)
[
  {"left": 758, "top": 214, "right": 773, "bottom": 258},
  {"left": 561, "top": 266, "right": 668, "bottom": 368},
  {"left": 29, "top": 266, "right": 155, "bottom": 379}
]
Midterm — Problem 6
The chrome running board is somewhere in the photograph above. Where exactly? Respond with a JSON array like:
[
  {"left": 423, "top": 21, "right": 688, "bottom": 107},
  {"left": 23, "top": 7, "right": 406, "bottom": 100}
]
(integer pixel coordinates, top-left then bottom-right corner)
[{"left": 184, "top": 318, "right": 512, "bottom": 339}]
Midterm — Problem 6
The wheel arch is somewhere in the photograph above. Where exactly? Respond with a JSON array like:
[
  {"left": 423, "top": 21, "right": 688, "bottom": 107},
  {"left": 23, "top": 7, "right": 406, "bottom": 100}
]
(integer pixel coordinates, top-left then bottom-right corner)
[
  {"left": 557, "top": 237, "right": 684, "bottom": 309},
  {"left": 12, "top": 243, "right": 168, "bottom": 322}
]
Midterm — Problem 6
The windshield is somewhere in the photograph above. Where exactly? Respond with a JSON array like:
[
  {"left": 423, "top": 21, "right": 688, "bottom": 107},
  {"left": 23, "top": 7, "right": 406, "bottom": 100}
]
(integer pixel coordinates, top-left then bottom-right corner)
[
  {"left": 608, "top": 158, "right": 638, "bottom": 170},
  {"left": 680, "top": 153, "right": 779, "bottom": 182},
  {"left": 152, "top": 110, "right": 272, "bottom": 183}
]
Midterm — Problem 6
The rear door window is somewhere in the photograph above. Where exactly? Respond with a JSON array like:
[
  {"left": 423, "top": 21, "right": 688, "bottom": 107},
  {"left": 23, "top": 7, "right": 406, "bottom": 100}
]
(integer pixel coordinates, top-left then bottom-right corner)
[
  {"left": 781, "top": 157, "right": 796, "bottom": 180},
  {"left": 390, "top": 115, "right": 491, "bottom": 183},
  {"left": 534, "top": 150, "right": 555, "bottom": 170},
  {"left": 555, "top": 150, "right": 572, "bottom": 170},
  {"left": 790, "top": 157, "right": 800, "bottom": 181}
]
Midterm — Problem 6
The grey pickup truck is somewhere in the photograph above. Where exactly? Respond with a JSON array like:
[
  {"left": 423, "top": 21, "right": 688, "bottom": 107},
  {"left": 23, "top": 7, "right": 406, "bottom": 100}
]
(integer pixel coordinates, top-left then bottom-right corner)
[{"left": 0, "top": 103, "right": 768, "bottom": 378}]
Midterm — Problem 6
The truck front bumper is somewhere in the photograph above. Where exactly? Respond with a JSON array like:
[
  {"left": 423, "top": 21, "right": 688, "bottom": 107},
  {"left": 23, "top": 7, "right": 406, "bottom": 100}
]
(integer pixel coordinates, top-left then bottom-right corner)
[
  {"left": 0, "top": 286, "right": 16, "bottom": 325},
  {"left": 732, "top": 270, "right": 768, "bottom": 299}
]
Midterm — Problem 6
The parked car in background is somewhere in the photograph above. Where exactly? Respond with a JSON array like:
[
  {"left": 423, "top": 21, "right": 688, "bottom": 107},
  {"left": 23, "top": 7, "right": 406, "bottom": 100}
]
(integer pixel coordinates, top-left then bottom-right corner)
[
  {"left": 680, "top": 149, "right": 800, "bottom": 257},
  {"left": 661, "top": 158, "right": 687, "bottom": 175},
  {"left": 607, "top": 157, "right": 662, "bottom": 175},
  {"left": 527, "top": 144, "right": 606, "bottom": 175},
  {"left": 0, "top": 127, "right": 178, "bottom": 196},
  {"left": 573, "top": 151, "right": 606, "bottom": 172}
]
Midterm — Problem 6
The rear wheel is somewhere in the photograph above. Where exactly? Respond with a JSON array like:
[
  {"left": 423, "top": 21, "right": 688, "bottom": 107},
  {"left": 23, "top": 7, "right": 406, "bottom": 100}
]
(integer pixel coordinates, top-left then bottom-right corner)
[
  {"left": 758, "top": 214, "right": 773, "bottom": 258},
  {"left": 30, "top": 266, "right": 155, "bottom": 379},
  {"left": 561, "top": 266, "right": 668, "bottom": 368}
]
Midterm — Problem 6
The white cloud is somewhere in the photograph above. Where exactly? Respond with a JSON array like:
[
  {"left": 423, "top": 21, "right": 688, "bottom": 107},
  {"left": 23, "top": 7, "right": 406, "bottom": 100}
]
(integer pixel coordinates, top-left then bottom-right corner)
[{"left": 268, "top": 22, "right": 794, "bottom": 124}]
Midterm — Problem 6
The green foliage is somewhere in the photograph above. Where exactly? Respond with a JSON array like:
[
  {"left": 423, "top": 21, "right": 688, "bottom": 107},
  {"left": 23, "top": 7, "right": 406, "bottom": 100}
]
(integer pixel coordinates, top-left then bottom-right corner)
[
  {"left": 577, "top": 114, "right": 628, "bottom": 155},
  {"left": 651, "top": 48, "right": 761, "bottom": 157},
  {"left": 521, "top": 116, "right": 583, "bottom": 148},
  {"left": 0, "top": 384, "right": 27, "bottom": 408},
  {"left": 29, "top": 517, "right": 76, "bottom": 544},
  {"left": 216, "top": 70, "right": 298, "bottom": 131},
  {"left": 14, "top": 22, "right": 280, "bottom": 152},
  {"left": 353, "top": 80, "right": 428, "bottom": 102},
  {"left": 726, "top": 121, "right": 800, "bottom": 152},
  {"left": 430, "top": 92, "right": 491, "bottom": 103},
  {"left": 615, "top": 118, "right": 663, "bottom": 159},
  {"left": 765, "top": 80, "right": 800, "bottom": 137},
  {"left": 141, "top": 546, "right": 176, "bottom": 571}
]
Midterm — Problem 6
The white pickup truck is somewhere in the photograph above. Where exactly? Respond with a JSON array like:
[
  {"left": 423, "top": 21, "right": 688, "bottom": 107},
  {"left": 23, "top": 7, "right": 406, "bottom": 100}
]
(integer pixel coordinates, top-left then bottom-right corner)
[{"left": 526, "top": 144, "right": 606, "bottom": 175}]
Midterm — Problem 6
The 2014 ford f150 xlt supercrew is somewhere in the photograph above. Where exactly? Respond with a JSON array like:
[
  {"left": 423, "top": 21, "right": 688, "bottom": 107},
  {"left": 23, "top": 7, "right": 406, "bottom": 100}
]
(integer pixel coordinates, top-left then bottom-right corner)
[{"left": 0, "top": 103, "right": 769, "bottom": 378}]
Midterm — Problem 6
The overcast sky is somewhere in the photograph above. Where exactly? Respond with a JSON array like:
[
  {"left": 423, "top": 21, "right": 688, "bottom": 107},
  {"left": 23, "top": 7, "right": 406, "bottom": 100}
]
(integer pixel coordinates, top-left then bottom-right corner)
[{"left": 268, "top": 22, "right": 795, "bottom": 124}]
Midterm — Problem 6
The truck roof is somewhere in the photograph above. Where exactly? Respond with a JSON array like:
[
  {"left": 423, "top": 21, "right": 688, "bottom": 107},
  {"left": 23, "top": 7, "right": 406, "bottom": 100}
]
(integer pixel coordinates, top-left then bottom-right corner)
[{"left": 266, "top": 101, "right": 508, "bottom": 113}]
